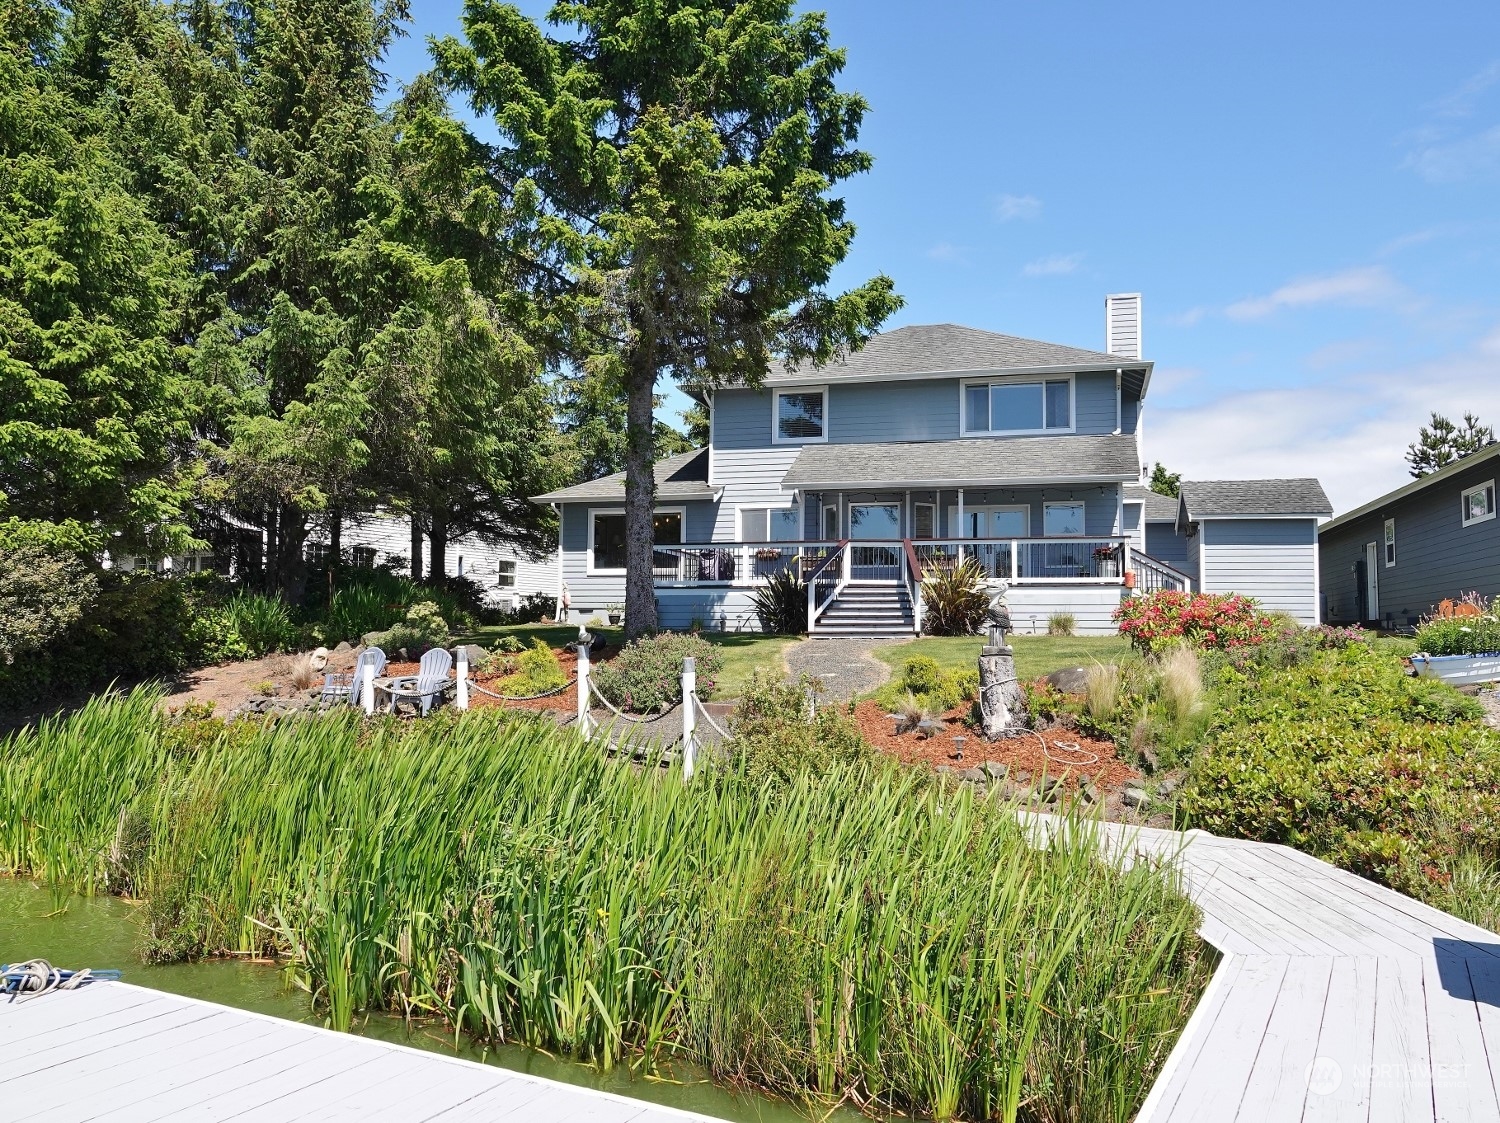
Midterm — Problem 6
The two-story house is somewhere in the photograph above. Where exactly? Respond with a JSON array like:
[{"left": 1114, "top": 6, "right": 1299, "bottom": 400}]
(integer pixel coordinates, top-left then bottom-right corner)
[{"left": 534, "top": 296, "right": 1326, "bottom": 634}]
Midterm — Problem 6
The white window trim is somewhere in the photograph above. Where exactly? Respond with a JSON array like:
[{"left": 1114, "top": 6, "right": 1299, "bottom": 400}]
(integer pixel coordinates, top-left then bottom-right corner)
[
  {"left": 913, "top": 501, "right": 937, "bottom": 539},
  {"left": 496, "top": 559, "right": 517, "bottom": 587},
  {"left": 1383, "top": 518, "right": 1396, "bottom": 568},
  {"left": 1462, "top": 479, "right": 1496, "bottom": 527},
  {"left": 946, "top": 503, "right": 1030, "bottom": 538},
  {"left": 736, "top": 503, "right": 801, "bottom": 542},
  {"left": 959, "top": 374, "right": 1076, "bottom": 437},
  {"left": 822, "top": 501, "right": 840, "bottom": 540},
  {"left": 847, "top": 501, "right": 903, "bottom": 540},
  {"left": 1042, "top": 499, "right": 1088, "bottom": 537},
  {"left": 587, "top": 506, "right": 686, "bottom": 576},
  {"left": 771, "top": 385, "right": 829, "bottom": 445}
]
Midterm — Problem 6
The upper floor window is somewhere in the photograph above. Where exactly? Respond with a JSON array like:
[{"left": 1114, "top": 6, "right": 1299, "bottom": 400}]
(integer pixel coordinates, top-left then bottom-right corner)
[
  {"left": 774, "top": 388, "right": 826, "bottom": 443},
  {"left": 963, "top": 378, "right": 1071, "bottom": 434},
  {"left": 1462, "top": 480, "right": 1495, "bottom": 527}
]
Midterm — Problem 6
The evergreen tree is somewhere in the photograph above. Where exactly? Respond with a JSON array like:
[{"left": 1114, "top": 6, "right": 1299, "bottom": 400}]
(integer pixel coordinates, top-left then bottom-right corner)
[
  {"left": 437, "top": 0, "right": 900, "bottom": 636},
  {"left": 1406, "top": 412, "right": 1495, "bottom": 478},
  {"left": 0, "top": 3, "right": 194, "bottom": 553},
  {"left": 1147, "top": 462, "right": 1182, "bottom": 499}
]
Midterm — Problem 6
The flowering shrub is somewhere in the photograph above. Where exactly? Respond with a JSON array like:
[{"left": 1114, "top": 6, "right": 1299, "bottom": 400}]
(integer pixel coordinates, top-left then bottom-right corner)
[
  {"left": 1415, "top": 595, "right": 1500, "bottom": 657},
  {"left": 1114, "top": 590, "right": 1279, "bottom": 653},
  {"left": 593, "top": 631, "right": 723, "bottom": 713}
]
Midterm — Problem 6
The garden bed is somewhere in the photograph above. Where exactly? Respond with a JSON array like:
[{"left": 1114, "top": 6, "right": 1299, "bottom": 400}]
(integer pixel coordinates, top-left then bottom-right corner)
[{"left": 467, "top": 648, "right": 583, "bottom": 714}]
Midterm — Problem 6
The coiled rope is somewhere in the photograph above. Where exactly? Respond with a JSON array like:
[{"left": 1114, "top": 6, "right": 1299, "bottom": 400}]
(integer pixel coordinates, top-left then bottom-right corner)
[{"left": 2, "top": 960, "right": 121, "bottom": 1003}]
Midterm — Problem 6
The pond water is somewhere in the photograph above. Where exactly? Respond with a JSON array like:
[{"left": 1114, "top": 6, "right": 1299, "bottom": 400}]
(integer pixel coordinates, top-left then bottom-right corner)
[{"left": 2, "top": 879, "right": 858, "bottom": 1123}]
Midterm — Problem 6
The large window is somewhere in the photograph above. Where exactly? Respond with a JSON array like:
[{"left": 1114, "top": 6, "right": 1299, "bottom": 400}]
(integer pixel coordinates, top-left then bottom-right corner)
[
  {"left": 1043, "top": 501, "right": 1086, "bottom": 536},
  {"left": 964, "top": 378, "right": 1071, "bottom": 434},
  {"left": 496, "top": 559, "right": 517, "bottom": 587},
  {"left": 590, "top": 509, "right": 684, "bottom": 573},
  {"left": 1462, "top": 480, "right": 1496, "bottom": 527},
  {"left": 739, "top": 506, "right": 801, "bottom": 541},
  {"left": 774, "top": 388, "right": 826, "bottom": 443}
]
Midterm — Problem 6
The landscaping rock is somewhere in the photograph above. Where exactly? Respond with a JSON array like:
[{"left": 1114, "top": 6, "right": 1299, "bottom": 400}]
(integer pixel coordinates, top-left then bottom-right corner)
[
  {"left": 982, "top": 761, "right": 1009, "bottom": 781},
  {"left": 309, "top": 646, "right": 330, "bottom": 671},
  {"left": 457, "top": 644, "right": 488, "bottom": 667},
  {"left": 1046, "top": 666, "right": 1091, "bottom": 694},
  {"left": 333, "top": 641, "right": 353, "bottom": 655},
  {"left": 1157, "top": 775, "right": 1182, "bottom": 798},
  {"left": 361, "top": 630, "right": 385, "bottom": 648},
  {"left": 1122, "top": 786, "right": 1150, "bottom": 811},
  {"left": 960, "top": 767, "right": 987, "bottom": 783},
  {"left": 1078, "top": 779, "right": 1100, "bottom": 805}
]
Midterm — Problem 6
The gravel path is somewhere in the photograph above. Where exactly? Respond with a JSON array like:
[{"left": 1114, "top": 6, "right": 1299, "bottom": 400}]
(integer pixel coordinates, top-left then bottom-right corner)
[
  {"left": 782, "top": 637, "right": 899, "bottom": 701},
  {"left": 1479, "top": 688, "right": 1500, "bottom": 731}
]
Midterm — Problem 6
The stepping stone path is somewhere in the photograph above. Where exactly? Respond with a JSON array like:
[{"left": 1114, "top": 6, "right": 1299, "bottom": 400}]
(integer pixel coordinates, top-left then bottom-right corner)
[{"left": 782, "top": 636, "right": 900, "bottom": 701}]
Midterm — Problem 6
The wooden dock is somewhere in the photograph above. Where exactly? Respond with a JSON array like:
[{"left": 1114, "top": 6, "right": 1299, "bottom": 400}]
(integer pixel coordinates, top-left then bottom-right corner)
[
  {"left": 1086, "top": 821, "right": 1500, "bottom": 1122},
  {"left": 6, "top": 821, "right": 1499, "bottom": 1120},
  {"left": 0, "top": 980, "right": 731, "bottom": 1122}
]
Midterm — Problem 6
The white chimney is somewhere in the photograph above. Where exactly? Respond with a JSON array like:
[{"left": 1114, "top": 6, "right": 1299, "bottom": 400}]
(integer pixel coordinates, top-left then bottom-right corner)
[{"left": 1105, "top": 293, "right": 1142, "bottom": 359}]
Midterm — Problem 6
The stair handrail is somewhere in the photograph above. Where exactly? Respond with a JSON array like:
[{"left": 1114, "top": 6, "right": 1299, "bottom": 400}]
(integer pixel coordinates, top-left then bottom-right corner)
[
  {"left": 902, "top": 538, "right": 924, "bottom": 635},
  {"left": 1129, "top": 549, "right": 1193, "bottom": 594},
  {"left": 805, "top": 540, "right": 849, "bottom": 632}
]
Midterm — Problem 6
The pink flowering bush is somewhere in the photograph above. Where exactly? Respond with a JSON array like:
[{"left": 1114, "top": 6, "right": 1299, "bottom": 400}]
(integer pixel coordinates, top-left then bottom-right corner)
[{"left": 1114, "top": 590, "right": 1280, "bottom": 654}]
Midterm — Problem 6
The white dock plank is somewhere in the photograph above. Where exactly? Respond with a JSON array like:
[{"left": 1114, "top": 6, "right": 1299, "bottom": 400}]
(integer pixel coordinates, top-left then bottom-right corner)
[
  {"left": 1367, "top": 949, "right": 1437, "bottom": 1123},
  {"left": 1233, "top": 956, "right": 1335, "bottom": 1120},
  {"left": 1301, "top": 955, "right": 1378, "bottom": 1123},
  {"left": 1424, "top": 946, "right": 1500, "bottom": 1122}
]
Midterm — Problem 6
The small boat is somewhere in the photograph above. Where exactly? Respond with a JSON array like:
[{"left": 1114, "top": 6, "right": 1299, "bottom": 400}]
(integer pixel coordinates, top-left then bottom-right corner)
[{"left": 1410, "top": 653, "right": 1500, "bottom": 685}]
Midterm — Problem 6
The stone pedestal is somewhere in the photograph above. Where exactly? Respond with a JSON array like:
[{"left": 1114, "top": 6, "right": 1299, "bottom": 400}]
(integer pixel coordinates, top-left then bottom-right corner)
[{"left": 978, "top": 646, "right": 1029, "bottom": 739}]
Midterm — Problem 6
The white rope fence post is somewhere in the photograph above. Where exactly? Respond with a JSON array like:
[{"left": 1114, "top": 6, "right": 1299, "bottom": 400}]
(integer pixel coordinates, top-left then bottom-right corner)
[
  {"left": 575, "top": 626, "right": 592, "bottom": 740},
  {"left": 455, "top": 647, "right": 469, "bottom": 711},
  {"left": 361, "top": 660, "right": 376, "bottom": 715},
  {"left": 681, "top": 656, "right": 696, "bottom": 782}
]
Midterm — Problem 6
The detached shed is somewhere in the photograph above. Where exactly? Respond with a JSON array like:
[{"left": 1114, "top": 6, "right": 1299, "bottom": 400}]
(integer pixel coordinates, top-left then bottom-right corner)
[{"left": 1175, "top": 479, "right": 1332, "bottom": 625}]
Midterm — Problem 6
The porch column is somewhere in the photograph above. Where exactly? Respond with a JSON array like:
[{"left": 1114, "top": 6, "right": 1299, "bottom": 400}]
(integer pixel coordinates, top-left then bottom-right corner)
[
  {"left": 956, "top": 488, "right": 965, "bottom": 538},
  {"left": 904, "top": 490, "right": 911, "bottom": 538}
]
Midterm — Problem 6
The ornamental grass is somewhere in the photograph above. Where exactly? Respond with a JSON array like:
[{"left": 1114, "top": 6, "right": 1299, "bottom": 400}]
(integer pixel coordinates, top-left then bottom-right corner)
[{"left": 0, "top": 690, "right": 1210, "bottom": 1123}]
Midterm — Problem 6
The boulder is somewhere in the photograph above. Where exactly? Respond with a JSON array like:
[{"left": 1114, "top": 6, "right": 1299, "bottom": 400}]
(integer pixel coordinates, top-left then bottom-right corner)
[
  {"left": 982, "top": 761, "right": 1009, "bottom": 781},
  {"left": 1122, "top": 787, "right": 1151, "bottom": 811},
  {"left": 456, "top": 644, "right": 488, "bottom": 667},
  {"left": 960, "top": 767, "right": 987, "bottom": 783},
  {"left": 361, "top": 630, "right": 386, "bottom": 648},
  {"left": 333, "top": 641, "right": 354, "bottom": 655},
  {"left": 1045, "top": 666, "right": 1091, "bottom": 694},
  {"left": 309, "top": 646, "right": 330, "bottom": 671},
  {"left": 1157, "top": 775, "right": 1182, "bottom": 797}
]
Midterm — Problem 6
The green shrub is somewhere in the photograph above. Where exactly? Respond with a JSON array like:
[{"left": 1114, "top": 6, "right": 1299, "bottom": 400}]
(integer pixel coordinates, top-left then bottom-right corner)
[
  {"left": 373, "top": 601, "right": 449, "bottom": 656},
  {"left": 223, "top": 593, "right": 297, "bottom": 657},
  {"left": 749, "top": 569, "right": 807, "bottom": 634},
  {"left": 920, "top": 558, "right": 990, "bottom": 636},
  {"left": 901, "top": 655, "right": 944, "bottom": 695},
  {"left": 326, "top": 585, "right": 400, "bottom": 644},
  {"left": 0, "top": 543, "right": 100, "bottom": 664},
  {"left": 491, "top": 634, "right": 524, "bottom": 654},
  {"left": 1048, "top": 612, "right": 1076, "bottom": 636},
  {"left": 874, "top": 656, "right": 979, "bottom": 715},
  {"left": 731, "top": 672, "right": 871, "bottom": 785},
  {"left": 592, "top": 632, "right": 723, "bottom": 714},
  {"left": 492, "top": 639, "right": 567, "bottom": 696},
  {"left": 319, "top": 567, "right": 474, "bottom": 640},
  {"left": 1114, "top": 590, "right": 1280, "bottom": 654}
]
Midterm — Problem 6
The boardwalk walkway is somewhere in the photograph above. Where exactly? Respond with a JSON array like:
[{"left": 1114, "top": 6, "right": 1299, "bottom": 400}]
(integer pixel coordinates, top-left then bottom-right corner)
[
  {"left": 0, "top": 980, "right": 727, "bottom": 1123},
  {"left": 1076, "top": 820, "right": 1500, "bottom": 1122}
]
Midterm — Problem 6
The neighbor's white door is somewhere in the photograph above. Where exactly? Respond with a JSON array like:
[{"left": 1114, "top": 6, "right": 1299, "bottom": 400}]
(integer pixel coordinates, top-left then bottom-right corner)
[{"left": 1364, "top": 542, "right": 1380, "bottom": 620}]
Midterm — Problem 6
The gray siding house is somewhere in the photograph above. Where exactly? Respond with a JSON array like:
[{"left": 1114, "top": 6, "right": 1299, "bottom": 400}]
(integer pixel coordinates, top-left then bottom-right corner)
[
  {"left": 534, "top": 297, "right": 1330, "bottom": 635},
  {"left": 1319, "top": 445, "right": 1500, "bottom": 628}
]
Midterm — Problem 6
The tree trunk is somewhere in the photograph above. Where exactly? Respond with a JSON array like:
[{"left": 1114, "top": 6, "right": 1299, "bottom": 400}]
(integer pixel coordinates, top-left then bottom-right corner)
[
  {"left": 410, "top": 516, "right": 423, "bottom": 582},
  {"left": 275, "top": 500, "right": 308, "bottom": 604},
  {"left": 327, "top": 505, "right": 342, "bottom": 609},
  {"left": 622, "top": 353, "right": 659, "bottom": 639},
  {"left": 428, "top": 510, "right": 448, "bottom": 586}
]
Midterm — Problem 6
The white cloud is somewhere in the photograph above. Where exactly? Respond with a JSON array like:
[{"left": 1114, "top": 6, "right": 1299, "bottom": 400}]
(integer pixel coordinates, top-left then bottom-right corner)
[
  {"left": 1431, "top": 60, "right": 1500, "bottom": 120},
  {"left": 1143, "top": 331, "right": 1500, "bottom": 513},
  {"left": 1225, "top": 266, "right": 1404, "bottom": 321},
  {"left": 995, "top": 194, "right": 1042, "bottom": 221},
  {"left": 1164, "top": 307, "right": 1205, "bottom": 328},
  {"left": 926, "top": 242, "right": 970, "bottom": 263},
  {"left": 1405, "top": 125, "right": 1500, "bottom": 183},
  {"left": 1021, "top": 252, "right": 1082, "bottom": 277}
]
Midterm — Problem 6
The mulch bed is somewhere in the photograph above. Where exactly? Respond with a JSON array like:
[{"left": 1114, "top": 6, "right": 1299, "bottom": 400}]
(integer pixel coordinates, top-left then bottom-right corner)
[
  {"left": 468, "top": 649, "right": 583, "bottom": 715},
  {"left": 850, "top": 699, "right": 1138, "bottom": 791}
]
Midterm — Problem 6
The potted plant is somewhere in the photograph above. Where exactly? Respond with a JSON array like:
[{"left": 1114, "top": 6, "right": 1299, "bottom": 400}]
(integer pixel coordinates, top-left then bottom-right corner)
[{"left": 605, "top": 602, "right": 624, "bottom": 625}]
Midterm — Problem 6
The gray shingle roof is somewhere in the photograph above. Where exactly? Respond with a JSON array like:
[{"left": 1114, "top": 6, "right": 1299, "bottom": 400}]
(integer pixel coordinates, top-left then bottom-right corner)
[
  {"left": 1179, "top": 479, "right": 1333, "bottom": 520},
  {"left": 772, "top": 323, "right": 1147, "bottom": 382},
  {"left": 531, "top": 448, "right": 715, "bottom": 503},
  {"left": 781, "top": 434, "right": 1141, "bottom": 489},
  {"left": 1124, "top": 484, "right": 1181, "bottom": 521}
]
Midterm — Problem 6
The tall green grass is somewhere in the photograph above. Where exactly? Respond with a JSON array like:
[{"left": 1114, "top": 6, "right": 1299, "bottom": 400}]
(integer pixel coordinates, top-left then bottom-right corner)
[{"left": 0, "top": 692, "right": 1209, "bottom": 1122}]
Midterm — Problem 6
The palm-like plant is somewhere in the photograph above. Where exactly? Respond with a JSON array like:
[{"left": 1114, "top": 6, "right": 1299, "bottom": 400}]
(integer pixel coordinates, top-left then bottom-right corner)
[
  {"left": 750, "top": 569, "right": 807, "bottom": 634},
  {"left": 920, "top": 558, "right": 990, "bottom": 635}
]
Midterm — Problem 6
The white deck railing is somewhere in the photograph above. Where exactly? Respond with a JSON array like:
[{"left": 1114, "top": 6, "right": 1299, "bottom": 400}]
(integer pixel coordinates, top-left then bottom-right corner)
[{"left": 650, "top": 537, "right": 1133, "bottom": 587}]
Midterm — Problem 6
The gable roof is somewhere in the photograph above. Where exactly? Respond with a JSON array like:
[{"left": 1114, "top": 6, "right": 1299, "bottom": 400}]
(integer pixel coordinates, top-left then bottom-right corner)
[
  {"left": 780, "top": 434, "right": 1140, "bottom": 490},
  {"left": 1124, "top": 484, "right": 1181, "bottom": 522},
  {"left": 1318, "top": 443, "right": 1500, "bottom": 535},
  {"left": 531, "top": 448, "right": 715, "bottom": 503},
  {"left": 1179, "top": 479, "right": 1333, "bottom": 521},
  {"left": 770, "top": 323, "right": 1151, "bottom": 386}
]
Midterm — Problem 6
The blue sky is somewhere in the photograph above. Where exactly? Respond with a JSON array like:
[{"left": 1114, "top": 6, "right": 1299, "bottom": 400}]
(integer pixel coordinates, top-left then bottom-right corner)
[{"left": 385, "top": 2, "right": 1500, "bottom": 511}]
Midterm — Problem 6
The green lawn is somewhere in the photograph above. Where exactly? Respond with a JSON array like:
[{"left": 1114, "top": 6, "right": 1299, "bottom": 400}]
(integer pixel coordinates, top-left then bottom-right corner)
[
  {"left": 873, "top": 632, "right": 1133, "bottom": 683},
  {"left": 457, "top": 623, "right": 797, "bottom": 699}
]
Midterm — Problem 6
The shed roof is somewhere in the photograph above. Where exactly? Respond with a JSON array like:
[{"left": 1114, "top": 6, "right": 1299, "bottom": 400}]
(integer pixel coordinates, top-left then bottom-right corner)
[
  {"left": 780, "top": 434, "right": 1141, "bottom": 490},
  {"left": 770, "top": 323, "right": 1151, "bottom": 386},
  {"left": 1124, "top": 484, "right": 1181, "bottom": 522},
  {"left": 531, "top": 448, "right": 715, "bottom": 504},
  {"left": 1179, "top": 479, "right": 1333, "bottom": 521}
]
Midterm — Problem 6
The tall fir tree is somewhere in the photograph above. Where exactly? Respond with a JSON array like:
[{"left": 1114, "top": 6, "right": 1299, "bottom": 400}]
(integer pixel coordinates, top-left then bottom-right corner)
[
  {"left": 1406, "top": 412, "right": 1496, "bottom": 478},
  {"left": 436, "top": 0, "right": 900, "bottom": 636}
]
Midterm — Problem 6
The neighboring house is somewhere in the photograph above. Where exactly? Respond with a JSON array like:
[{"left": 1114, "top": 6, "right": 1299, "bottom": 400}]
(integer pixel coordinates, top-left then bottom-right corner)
[
  {"left": 111, "top": 512, "right": 555, "bottom": 609},
  {"left": 1319, "top": 444, "right": 1500, "bottom": 629}
]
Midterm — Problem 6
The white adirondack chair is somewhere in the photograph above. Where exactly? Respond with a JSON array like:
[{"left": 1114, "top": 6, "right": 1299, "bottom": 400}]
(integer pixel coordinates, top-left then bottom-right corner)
[
  {"left": 383, "top": 647, "right": 454, "bottom": 716},
  {"left": 322, "top": 647, "right": 387, "bottom": 706}
]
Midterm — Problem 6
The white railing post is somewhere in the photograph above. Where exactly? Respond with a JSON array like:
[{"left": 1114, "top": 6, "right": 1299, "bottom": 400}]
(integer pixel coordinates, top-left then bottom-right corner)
[
  {"left": 576, "top": 628, "right": 592, "bottom": 740},
  {"left": 1122, "top": 541, "right": 1132, "bottom": 589},
  {"left": 807, "top": 574, "right": 817, "bottom": 633},
  {"left": 455, "top": 647, "right": 470, "bottom": 711},
  {"left": 681, "top": 656, "right": 696, "bottom": 782},
  {"left": 1011, "top": 539, "right": 1019, "bottom": 581},
  {"left": 841, "top": 545, "right": 852, "bottom": 584},
  {"left": 361, "top": 661, "right": 376, "bottom": 715}
]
